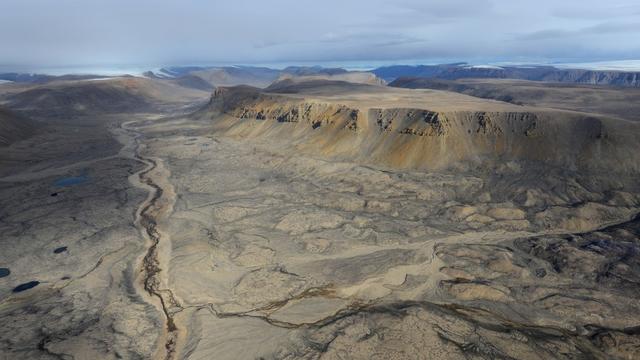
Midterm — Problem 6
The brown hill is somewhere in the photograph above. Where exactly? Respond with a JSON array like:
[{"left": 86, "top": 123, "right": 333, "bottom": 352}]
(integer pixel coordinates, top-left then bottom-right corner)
[{"left": 6, "top": 77, "right": 209, "bottom": 116}]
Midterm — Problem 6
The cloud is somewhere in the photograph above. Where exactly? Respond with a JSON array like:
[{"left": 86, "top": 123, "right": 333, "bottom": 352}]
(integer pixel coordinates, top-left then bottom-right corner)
[
  {"left": 517, "top": 29, "right": 572, "bottom": 41},
  {"left": 0, "top": 0, "right": 638, "bottom": 69},
  {"left": 516, "top": 22, "right": 640, "bottom": 41},
  {"left": 584, "top": 22, "right": 640, "bottom": 34},
  {"left": 551, "top": 3, "right": 640, "bottom": 19},
  {"left": 398, "top": 0, "right": 494, "bottom": 18}
]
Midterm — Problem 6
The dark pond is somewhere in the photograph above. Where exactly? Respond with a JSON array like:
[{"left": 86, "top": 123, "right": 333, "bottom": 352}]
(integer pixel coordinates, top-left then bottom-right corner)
[
  {"left": 0, "top": 268, "right": 10, "bottom": 278},
  {"left": 13, "top": 281, "right": 40, "bottom": 292},
  {"left": 54, "top": 246, "right": 68, "bottom": 254}
]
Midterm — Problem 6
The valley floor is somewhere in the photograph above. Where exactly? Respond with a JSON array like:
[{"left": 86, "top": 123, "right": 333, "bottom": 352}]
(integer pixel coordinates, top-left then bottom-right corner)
[{"left": 1, "top": 110, "right": 640, "bottom": 359}]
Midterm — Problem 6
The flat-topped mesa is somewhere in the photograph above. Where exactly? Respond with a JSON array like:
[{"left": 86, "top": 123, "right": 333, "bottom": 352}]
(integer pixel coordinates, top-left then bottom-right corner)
[{"left": 199, "top": 86, "right": 640, "bottom": 174}]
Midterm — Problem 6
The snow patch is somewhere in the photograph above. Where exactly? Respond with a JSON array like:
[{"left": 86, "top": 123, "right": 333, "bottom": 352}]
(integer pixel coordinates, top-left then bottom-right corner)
[
  {"left": 554, "top": 60, "right": 640, "bottom": 71},
  {"left": 465, "top": 65, "right": 504, "bottom": 70}
]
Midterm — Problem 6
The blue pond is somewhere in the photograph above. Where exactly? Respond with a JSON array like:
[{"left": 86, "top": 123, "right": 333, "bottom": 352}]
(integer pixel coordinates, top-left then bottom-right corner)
[
  {"left": 13, "top": 281, "right": 40, "bottom": 292},
  {"left": 54, "top": 175, "right": 88, "bottom": 187},
  {"left": 0, "top": 268, "right": 9, "bottom": 278}
]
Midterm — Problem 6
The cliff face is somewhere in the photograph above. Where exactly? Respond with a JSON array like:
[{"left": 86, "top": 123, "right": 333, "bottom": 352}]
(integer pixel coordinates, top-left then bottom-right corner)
[{"left": 199, "top": 86, "right": 640, "bottom": 174}]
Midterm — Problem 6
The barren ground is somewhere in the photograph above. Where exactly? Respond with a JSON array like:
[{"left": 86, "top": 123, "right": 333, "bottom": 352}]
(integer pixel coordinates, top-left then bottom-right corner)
[{"left": 1, "top": 79, "right": 639, "bottom": 359}]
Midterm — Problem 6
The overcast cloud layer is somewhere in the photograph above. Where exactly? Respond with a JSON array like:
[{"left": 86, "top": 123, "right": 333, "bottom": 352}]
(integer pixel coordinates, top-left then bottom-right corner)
[{"left": 1, "top": 0, "right": 639, "bottom": 69}]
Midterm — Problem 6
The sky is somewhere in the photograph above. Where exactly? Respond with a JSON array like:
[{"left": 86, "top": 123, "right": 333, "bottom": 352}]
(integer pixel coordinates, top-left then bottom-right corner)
[{"left": 1, "top": 0, "right": 639, "bottom": 71}]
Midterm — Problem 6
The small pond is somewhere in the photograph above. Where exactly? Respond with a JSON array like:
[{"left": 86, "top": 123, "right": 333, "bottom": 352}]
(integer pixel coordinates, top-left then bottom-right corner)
[{"left": 54, "top": 175, "right": 89, "bottom": 187}]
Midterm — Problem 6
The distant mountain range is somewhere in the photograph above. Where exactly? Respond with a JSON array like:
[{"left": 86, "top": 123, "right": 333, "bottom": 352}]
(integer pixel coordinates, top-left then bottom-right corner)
[
  {"left": 143, "top": 65, "right": 355, "bottom": 89},
  {"left": 0, "top": 73, "right": 112, "bottom": 84},
  {"left": 373, "top": 63, "right": 640, "bottom": 87},
  {"left": 2, "top": 63, "right": 640, "bottom": 88}
]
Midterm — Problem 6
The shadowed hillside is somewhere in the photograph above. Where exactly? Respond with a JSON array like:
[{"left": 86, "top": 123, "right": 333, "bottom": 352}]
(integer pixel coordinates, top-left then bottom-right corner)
[{"left": 0, "top": 106, "right": 35, "bottom": 146}]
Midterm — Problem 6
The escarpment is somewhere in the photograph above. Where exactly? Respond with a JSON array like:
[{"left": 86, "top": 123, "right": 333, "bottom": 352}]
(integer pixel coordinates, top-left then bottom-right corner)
[{"left": 199, "top": 86, "right": 640, "bottom": 174}]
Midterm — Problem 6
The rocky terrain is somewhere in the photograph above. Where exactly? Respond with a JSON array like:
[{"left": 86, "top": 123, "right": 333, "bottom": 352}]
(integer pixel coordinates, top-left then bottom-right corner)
[{"left": 1, "top": 74, "right": 639, "bottom": 359}]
